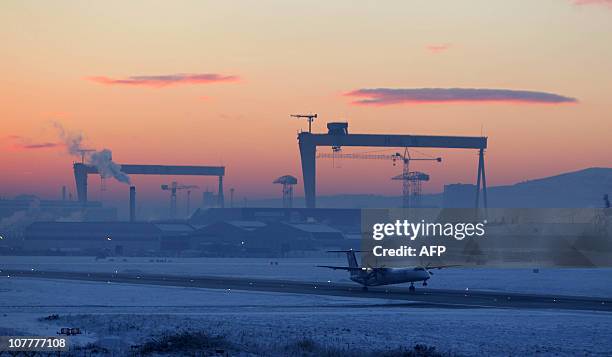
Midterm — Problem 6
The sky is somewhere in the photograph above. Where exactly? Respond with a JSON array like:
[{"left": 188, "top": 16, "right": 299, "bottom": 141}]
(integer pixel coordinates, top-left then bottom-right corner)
[{"left": 1, "top": 0, "right": 611, "bottom": 204}]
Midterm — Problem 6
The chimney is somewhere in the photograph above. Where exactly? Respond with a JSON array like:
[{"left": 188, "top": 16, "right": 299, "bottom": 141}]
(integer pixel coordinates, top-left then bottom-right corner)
[{"left": 129, "top": 186, "right": 136, "bottom": 222}]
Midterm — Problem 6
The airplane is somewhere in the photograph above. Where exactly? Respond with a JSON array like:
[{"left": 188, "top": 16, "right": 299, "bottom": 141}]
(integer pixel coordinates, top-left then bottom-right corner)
[{"left": 318, "top": 250, "right": 456, "bottom": 292}]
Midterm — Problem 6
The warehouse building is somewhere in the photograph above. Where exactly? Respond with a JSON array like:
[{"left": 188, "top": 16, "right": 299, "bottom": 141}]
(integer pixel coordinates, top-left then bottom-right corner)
[{"left": 23, "top": 222, "right": 195, "bottom": 255}]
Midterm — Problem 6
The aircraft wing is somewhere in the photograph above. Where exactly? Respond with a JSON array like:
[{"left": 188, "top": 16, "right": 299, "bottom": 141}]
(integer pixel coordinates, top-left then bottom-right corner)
[
  {"left": 317, "top": 265, "right": 363, "bottom": 271},
  {"left": 425, "top": 264, "right": 462, "bottom": 270}
]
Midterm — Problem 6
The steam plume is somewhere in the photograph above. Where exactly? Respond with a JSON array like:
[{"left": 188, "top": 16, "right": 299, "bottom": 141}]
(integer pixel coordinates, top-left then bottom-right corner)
[
  {"left": 53, "top": 122, "right": 131, "bottom": 185},
  {"left": 89, "top": 149, "right": 131, "bottom": 184}
]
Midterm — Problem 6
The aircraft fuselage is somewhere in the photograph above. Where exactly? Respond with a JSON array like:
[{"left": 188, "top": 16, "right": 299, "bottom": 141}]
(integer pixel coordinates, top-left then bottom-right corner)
[{"left": 350, "top": 267, "right": 430, "bottom": 287}]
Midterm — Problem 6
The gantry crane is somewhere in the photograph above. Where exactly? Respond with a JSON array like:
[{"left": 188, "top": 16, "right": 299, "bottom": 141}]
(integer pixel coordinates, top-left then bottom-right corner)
[
  {"left": 161, "top": 181, "right": 199, "bottom": 218},
  {"left": 317, "top": 148, "right": 441, "bottom": 208}
]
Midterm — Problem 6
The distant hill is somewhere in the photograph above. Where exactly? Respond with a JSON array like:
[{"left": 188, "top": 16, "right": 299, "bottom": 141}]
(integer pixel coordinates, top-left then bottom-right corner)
[
  {"left": 487, "top": 167, "right": 612, "bottom": 208},
  {"left": 248, "top": 167, "right": 612, "bottom": 208}
]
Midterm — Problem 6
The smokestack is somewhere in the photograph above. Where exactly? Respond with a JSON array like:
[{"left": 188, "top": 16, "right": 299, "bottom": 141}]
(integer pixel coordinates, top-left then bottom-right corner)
[
  {"left": 129, "top": 186, "right": 136, "bottom": 222},
  {"left": 62, "top": 186, "right": 67, "bottom": 201}
]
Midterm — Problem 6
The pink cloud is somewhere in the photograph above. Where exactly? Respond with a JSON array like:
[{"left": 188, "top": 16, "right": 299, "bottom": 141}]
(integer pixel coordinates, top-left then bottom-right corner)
[
  {"left": 6, "top": 134, "right": 63, "bottom": 150},
  {"left": 17, "top": 142, "right": 62, "bottom": 149},
  {"left": 345, "top": 88, "right": 578, "bottom": 106},
  {"left": 572, "top": 0, "right": 612, "bottom": 6},
  {"left": 86, "top": 73, "right": 239, "bottom": 88},
  {"left": 426, "top": 43, "right": 451, "bottom": 53}
]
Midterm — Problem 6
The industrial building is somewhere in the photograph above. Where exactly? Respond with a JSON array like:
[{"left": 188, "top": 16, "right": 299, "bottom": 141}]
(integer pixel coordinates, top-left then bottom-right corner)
[
  {"left": 0, "top": 196, "right": 116, "bottom": 253},
  {"left": 0, "top": 196, "right": 116, "bottom": 222},
  {"left": 189, "top": 207, "right": 360, "bottom": 228},
  {"left": 190, "top": 220, "right": 350, "bottom": 257},
  {"left": 20, "top": 216, "right": 351, "bottom": 257},
  {"left": 23, "top": 222, "right": 195, "bottom": 255}
]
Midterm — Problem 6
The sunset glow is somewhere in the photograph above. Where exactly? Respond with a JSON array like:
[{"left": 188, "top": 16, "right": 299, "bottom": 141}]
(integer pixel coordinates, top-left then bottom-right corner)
[{"left": 2, "top": 0, "right": 611, "bottom": 202}]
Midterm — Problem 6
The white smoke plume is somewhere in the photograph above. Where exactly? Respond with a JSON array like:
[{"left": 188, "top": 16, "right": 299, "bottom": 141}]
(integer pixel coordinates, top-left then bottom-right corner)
[
  {"left": 53, "top": 122, "right": 131, "bottom": 185},
  {"left": 52, "top": 121, "right": 84, "bottom": 156},
  {"left": 89, "top": 149, "right": 131, "bottom": 184}
]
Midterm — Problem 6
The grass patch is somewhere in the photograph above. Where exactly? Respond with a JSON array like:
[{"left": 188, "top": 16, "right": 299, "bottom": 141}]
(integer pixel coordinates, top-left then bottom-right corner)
[
  {"left": 381, "top": 343, "right": 446, "bottom": 357},
  {"left": 284, "top": 338, "right": 448, "bottom": 357},
  {"left": 38, "top": 314, "right": 60, "bottom": 321},
  {"left": 139, "top": 331, "right": 230, "bottom": 355}
]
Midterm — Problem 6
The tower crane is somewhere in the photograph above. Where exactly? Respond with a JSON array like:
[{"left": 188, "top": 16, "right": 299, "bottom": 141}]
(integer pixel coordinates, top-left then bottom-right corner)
[
  {"left": 291, "top": 113, "right": 317, "bottom": 133},
  {"left": 317, "top": 148, "right": 441, "bottom": 208},
  {"left": 161, "top": 181, "right": 199, "bottom": 218}
]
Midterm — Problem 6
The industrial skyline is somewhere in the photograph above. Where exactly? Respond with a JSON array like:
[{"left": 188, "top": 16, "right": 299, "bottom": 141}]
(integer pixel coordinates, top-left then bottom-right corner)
[{"left": 2, "top": 1, "right": 612, "bottom": 201}]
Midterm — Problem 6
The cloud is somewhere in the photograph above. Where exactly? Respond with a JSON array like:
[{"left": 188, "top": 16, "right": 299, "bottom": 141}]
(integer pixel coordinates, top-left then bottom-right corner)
[
  {"left": 573, "top": 0, "right": 612, "bottom": 6},
  {"left": 345, "top": 88, "right": 578, "bottom": 106},
  {"left": 6, "top": 135, "right": 62, "bottom": 150},
  {"left": 86, "top": 73, "right": 239, "bottom": 87},
  {"left": 426, "top": 44, "right": 451, "bottom": 53},
  {"left": 18, "top": 142, "right": 62, "bottom": 149}
]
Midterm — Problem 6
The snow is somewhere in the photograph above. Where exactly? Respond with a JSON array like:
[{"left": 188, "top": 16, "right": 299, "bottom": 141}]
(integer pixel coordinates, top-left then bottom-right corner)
[
  {"left": 1, "top": 278, "right": 611, "bottom": 356},
  {"left": 2, "top": 255, "right": 612, "bottom": 297}
]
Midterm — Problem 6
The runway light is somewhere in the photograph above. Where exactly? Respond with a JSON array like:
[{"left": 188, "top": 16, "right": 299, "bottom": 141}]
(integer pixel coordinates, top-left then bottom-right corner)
[{"left": 106, "top": 236, "right": 112, "bottom": 241}]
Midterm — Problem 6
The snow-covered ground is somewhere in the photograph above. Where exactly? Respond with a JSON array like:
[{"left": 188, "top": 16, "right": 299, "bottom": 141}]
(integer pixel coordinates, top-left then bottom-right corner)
[
  {"left": 1, "top": 278, "right": 611, "bottom": 356},
  {"left": 2, "top": 255, "right": 612, "bottom": 297}
]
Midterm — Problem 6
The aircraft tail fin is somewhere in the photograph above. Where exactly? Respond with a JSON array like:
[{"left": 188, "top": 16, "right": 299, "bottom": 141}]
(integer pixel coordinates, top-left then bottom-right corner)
[{"left": 327, "top": 250, "right": 360, "bottom": 269}]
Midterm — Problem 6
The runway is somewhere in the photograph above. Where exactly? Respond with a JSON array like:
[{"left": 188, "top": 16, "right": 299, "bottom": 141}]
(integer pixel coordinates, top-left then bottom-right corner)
[{"left": 4, "top": 269, "right": 612, "bottom": 312}]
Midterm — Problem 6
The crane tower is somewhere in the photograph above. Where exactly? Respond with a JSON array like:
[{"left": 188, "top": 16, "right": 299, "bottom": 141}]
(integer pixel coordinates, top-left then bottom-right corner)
[
  {"left": 290, "top": 113, "right": 317, "bottom": 133},
  {"left": 317, "top": 148, "right": 441, "bottom": 208},
  {"left": 161, "top": 181, "right": 199, "bottom": 218},
  {"left": 273, "top": 175, "right": 298, "bottom": 209}
]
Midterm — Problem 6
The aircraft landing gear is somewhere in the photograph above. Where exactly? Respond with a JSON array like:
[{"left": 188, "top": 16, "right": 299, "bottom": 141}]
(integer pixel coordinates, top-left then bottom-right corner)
[
  {"left": 409, "top": 283, "right": 416, "bottom": 293},
  {"left": 423, "top": 280, "right": 428, "bottom": 287},
  {"left": 362, "top": 286, "right": 369, "bottom": 292}
]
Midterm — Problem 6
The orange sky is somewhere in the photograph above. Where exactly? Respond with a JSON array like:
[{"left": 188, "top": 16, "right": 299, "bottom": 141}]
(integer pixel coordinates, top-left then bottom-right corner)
[{"left": 1, "top": 0, "right": 611, "bottom": 202}]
